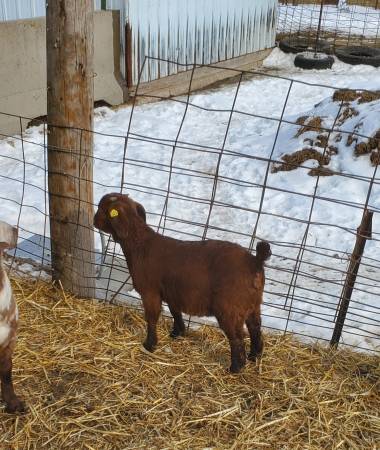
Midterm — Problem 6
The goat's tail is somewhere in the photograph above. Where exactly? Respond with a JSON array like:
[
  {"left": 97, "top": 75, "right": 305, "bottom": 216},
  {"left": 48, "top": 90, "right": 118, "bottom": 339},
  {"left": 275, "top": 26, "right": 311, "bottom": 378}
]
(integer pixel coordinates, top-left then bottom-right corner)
[{"left": 255, "top": 241, "right": 271, "bottom": 268}]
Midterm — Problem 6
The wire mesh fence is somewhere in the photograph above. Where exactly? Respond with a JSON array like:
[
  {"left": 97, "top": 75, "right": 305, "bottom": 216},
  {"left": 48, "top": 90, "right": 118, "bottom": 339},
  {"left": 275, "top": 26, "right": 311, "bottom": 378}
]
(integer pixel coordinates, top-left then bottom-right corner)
[
  {"left": 278, "top": 1, "right": 380, "bottom": 49},
  {"left": 0, "top": 57, "right": 379, "bottom": 353}
]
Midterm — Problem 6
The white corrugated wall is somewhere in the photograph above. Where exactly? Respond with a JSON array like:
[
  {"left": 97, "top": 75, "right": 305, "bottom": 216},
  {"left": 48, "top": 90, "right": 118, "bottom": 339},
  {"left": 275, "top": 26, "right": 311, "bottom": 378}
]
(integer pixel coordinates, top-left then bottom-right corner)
[
  {"left": 125, "top": 0, "right": 277, "bottom": 84},
  {"left": 0, "top": 0, "right": 277, "bottom": 85}
]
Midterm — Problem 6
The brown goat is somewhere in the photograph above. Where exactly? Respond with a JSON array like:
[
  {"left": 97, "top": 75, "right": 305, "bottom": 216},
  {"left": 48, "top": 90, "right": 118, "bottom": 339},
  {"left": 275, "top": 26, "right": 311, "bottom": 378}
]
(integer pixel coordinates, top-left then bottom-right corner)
[
  {"left": 0, "top": 221, "right": 25, "bottom": 413},
  {"left": 94, "top": 193, "right": 271, "bottom": 373}
]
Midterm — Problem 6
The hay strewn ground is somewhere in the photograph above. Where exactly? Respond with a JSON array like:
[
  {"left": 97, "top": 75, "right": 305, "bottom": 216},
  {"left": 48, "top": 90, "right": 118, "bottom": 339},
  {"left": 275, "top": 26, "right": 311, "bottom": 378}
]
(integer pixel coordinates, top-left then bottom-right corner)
[{"left": 0, "top": 277, "right": 379, "bottom": 449}]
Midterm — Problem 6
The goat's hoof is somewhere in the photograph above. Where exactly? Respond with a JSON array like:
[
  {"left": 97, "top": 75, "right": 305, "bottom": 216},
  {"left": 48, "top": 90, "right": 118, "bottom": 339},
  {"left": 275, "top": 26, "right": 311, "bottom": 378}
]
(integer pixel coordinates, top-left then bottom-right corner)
[
  {"left": 248, "top": 347, "right": 263, "bottom": 361},
  {"left": 5, "top": 398, "right": 26, "bottom": 414},
  {"left": 169, "top": 328, "right": 185, "bottom": 339},
  {"left": 248, "top": 352, "right": 262, "bottom": 362},
  {"left": 229, "top": 363, "right": 245, "bottom": 374},
  {"left": 143, "top": 341, "right": 155, "bottom": 352}
]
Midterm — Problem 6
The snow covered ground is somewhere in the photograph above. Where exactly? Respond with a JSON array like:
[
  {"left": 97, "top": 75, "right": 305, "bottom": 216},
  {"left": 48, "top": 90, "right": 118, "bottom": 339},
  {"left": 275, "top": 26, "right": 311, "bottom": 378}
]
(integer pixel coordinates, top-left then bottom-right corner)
[
  {"left": 278, "top": 3, "right": 380, "bottom": 38},
  {"left": 0, "top": 49, "right": 379, "bottom": 351}
]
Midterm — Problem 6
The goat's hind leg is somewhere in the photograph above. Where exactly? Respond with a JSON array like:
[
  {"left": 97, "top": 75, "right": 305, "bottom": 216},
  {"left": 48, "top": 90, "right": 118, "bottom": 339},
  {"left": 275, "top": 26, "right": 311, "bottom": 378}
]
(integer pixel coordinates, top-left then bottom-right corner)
[
  {"left": 217, "top": 316, "right": 246, "bottom": 373},
  {"left": 142, "top": 295, "right": 161, "bottom": 352},
  {"left": 0, "top": 348, "right": 25, "bottom": 414},
  {"left": 246, "top": 312, "right": 263, "bottom": 361},
  {"left": 168, "top": 305, "right": 185, "bottom": 338}
]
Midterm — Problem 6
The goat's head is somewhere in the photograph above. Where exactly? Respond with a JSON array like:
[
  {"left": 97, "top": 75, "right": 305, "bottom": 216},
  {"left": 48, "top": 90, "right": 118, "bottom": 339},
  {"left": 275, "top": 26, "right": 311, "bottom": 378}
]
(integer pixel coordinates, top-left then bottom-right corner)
[
  {"left": 0, "top": 220, "right": 18, "bottom": 252},
  {"left": 94, "top": 193, "right": 146, "bottom": 240}
]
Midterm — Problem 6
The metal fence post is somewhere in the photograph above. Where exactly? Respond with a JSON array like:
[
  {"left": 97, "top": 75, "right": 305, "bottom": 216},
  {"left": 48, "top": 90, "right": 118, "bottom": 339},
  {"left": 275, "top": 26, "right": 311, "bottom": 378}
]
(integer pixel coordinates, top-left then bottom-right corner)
[
  {"left": 330, "top": 209, "right": 373, "bottom": 347},
  {"left": 125, "top": 22, "right": 133, "bottom": 88}
]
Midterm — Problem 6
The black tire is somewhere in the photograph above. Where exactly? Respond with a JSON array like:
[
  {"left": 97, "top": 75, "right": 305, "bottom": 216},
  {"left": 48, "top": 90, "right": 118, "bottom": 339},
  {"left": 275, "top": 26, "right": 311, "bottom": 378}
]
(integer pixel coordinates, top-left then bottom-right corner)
[
  {"left": 279, "top": 37, "right": 333, "bottom": 55},
  {"left": 335, "top": 46, "right": 380, "bottom": 67},
  {"left": 294, "top": 53, "right": 335, "bottom": 70}
]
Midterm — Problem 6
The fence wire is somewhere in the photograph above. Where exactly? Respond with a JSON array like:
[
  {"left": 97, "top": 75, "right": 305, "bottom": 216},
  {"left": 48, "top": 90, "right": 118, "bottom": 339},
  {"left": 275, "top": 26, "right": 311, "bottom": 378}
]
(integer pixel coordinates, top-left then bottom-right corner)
[
  {"left": 0, "top": 57, "right": 379, "bottom": 353},
  {"left": 278, "top": 1, "right": 380, "bottom": 49}
]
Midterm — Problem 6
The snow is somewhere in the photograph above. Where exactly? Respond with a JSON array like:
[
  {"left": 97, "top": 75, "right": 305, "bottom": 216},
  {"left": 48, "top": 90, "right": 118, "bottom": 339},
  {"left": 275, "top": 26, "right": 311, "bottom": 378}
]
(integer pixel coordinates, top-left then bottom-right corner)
[
  {"left": 0, "top": 48, "right": 379, "bottom": 352},
  {"left": 278, "top": 4, "right": 380, "bottom": 38}
]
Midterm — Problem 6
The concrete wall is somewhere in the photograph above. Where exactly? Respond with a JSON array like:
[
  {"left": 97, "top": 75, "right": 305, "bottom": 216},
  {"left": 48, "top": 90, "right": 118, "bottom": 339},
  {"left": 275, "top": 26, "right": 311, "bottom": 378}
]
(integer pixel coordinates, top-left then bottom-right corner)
[{"left": 0, "top": 10, "right": 127, "bottom": 136}]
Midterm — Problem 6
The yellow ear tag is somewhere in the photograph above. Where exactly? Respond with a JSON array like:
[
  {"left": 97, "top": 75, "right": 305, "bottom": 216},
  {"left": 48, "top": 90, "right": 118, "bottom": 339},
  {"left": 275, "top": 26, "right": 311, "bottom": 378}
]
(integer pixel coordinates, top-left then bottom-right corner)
[{"left": 109, "top": 209, "right": 119, "bottom": 218}]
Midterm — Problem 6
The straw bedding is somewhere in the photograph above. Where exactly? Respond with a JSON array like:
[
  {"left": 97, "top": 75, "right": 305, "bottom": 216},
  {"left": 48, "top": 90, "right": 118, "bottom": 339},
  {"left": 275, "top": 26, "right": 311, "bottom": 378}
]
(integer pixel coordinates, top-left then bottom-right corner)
[{"left": 0, "top": 277, "right": 379, "bottom": 449}]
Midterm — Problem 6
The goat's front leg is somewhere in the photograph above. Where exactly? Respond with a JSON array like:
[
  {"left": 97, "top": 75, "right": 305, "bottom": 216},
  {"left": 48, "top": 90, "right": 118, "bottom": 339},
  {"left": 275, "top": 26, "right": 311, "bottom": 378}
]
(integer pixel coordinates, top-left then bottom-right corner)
[
  {"left": 0, "top": 350, "right": 25, "bottom": 414},
  {"left": 168, "top": 305, "right": 185, "bottom": 338},
  {"left": 142, "top": 295, "right": 161, "bottom": 352}
]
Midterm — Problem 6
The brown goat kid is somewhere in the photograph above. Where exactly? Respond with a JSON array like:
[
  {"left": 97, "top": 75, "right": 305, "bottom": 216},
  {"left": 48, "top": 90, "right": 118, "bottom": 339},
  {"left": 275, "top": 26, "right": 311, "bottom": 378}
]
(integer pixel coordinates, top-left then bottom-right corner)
[{"left": 94, "top": 193, "right": 271, "bottom": 373}]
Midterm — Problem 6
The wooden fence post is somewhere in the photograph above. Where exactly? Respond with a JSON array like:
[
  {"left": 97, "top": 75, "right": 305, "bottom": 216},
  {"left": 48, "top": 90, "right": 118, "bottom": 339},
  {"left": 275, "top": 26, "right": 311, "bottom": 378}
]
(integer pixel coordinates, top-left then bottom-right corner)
[
  {"left": 330, "top": 209, "right": 373, "bottom": 347},
  {"left": 46, "top": 0, "right": 96, "bottom": 298}
]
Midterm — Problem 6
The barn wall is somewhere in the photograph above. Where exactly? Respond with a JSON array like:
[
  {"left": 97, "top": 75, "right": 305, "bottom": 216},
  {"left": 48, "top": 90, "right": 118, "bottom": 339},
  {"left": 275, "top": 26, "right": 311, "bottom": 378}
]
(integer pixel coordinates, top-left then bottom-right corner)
[
  {"left": 125, "top": 0, "right": 277, "bottom": 84},
  {"left": 0, "top": 0, "right": 278, "bottom": 85}
]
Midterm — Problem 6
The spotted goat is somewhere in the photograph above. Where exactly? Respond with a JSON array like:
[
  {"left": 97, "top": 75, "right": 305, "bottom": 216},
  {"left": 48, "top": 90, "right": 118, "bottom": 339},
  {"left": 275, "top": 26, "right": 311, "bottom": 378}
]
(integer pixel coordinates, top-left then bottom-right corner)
[{"left": 0, "top": 221, "right": 24, "bottom": 413}]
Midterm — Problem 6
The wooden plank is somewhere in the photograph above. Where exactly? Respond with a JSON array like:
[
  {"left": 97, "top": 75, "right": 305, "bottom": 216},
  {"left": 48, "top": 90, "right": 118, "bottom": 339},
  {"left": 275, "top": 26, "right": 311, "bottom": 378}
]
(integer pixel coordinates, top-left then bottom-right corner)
[
  {"left": 279, "top": 0, "right": 379, "bottom": 7},
  {"left": 130, "top": 48, "right": 272, "bottom": 103},
  {"left": 347, "top": 0, "right": 379, "bottom": 6},
  {"left": 46, "top": 0, "right": 95, "bottom": 297},
  {"left": 279, "top": 1, "right": 338, "bottom": 5}
]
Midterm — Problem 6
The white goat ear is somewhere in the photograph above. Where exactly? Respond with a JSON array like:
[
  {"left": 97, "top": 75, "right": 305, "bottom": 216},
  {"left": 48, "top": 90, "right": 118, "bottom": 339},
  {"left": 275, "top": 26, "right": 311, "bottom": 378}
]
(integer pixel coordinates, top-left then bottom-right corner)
[{"left": 0, "top": 221, "right": 18, "bottom": 249}]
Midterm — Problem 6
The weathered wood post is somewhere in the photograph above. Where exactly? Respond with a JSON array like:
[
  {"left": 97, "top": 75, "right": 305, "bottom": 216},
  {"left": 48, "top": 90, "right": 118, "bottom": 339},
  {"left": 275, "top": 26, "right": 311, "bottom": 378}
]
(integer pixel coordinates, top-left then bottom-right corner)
[
  {"left": 46, "top": 0, "right": 96, "bottom": 297},
  {"left": 330, "top": 209, "right": 373, "bottom": 347}
]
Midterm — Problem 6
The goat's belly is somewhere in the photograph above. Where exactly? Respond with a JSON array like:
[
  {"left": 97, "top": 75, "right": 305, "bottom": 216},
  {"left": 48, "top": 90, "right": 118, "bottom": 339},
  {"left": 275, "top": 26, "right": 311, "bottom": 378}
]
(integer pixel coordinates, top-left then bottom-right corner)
[
  {"left": 0, "top": 301, "right": 18, "bottom": 350},
  {"left": 0, "top": 320, "right": 11, "bottom": 349},
  {"left": 162, "top": 277, "right": 212, "bottom": 316},
  {"left": 0, "top": 314, "right": 16, "bottom": 350},
  {"left": 166, "top": 295, "right": 212, "bottom": 317}
]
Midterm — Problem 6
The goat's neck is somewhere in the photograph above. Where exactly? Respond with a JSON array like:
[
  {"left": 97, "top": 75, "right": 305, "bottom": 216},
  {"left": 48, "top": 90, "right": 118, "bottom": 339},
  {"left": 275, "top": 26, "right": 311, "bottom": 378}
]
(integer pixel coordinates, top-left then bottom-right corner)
[
  {"left": 0, "top": 252, "right": 5, "bottom": 289},
  {"left": 117, "top": 222, "right": 156, "bottom": 267}
]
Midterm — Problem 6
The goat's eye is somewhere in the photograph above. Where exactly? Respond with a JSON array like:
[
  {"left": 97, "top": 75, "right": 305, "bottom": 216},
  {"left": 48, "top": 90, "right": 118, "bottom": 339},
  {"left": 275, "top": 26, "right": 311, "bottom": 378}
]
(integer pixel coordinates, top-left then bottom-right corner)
[{"left": 109, "top": 209, "right": 119, "bottom": 218}]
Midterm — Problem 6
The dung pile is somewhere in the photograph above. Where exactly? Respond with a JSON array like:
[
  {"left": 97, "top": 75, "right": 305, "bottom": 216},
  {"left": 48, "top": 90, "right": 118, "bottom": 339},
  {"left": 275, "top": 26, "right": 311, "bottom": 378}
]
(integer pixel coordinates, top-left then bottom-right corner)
[{"left": 272, "top": 89, "right": 380, "bottom": 176}]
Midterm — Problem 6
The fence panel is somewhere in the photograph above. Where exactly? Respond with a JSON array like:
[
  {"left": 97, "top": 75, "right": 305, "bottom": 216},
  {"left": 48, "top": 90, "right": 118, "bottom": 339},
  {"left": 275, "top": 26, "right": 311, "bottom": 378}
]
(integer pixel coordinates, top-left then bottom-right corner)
[
  {"left": 1, "top": 60, "right": 379, "bottom": 352},
  {"left": 278, "top": 1, "right": 380, "bottom": 48}
]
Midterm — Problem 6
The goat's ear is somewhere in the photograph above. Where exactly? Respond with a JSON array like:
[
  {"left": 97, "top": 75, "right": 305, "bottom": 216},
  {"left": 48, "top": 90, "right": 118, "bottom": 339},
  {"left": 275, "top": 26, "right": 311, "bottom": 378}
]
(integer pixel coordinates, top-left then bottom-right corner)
[
  {"left": 0, "top": 221, "right": 18, "bottom": 249},
  {"left": 135, "top": 202, "right": 146, "bottom": 223}
]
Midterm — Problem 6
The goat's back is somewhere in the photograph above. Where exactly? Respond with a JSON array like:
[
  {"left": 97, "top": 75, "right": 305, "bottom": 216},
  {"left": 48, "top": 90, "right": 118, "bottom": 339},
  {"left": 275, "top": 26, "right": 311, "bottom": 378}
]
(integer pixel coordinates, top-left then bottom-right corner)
[{"left": 140, "top": 237, "right": 265, "bottom": 317}]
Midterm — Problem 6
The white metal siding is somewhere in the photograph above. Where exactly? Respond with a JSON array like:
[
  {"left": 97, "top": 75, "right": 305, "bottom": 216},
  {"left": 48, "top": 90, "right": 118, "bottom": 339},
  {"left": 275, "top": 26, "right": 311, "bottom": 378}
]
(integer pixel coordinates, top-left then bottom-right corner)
[
  {"left": 125, "top": 0, "right": 277, "bottom": 84},
  {"left": 0, "top": 0, "right": 46, "bottom": 20}
]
